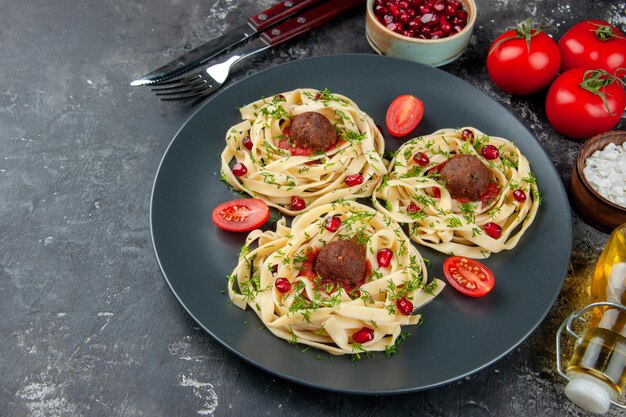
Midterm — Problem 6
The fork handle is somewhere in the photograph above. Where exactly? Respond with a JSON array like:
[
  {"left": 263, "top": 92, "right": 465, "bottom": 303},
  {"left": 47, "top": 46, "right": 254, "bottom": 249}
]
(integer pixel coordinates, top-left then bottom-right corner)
[
  {"left": 260, "top": 0, "right": 365, "bottom": 46},
  {"left": 249, "top": 0, "right": 326, "bottom": 31}
]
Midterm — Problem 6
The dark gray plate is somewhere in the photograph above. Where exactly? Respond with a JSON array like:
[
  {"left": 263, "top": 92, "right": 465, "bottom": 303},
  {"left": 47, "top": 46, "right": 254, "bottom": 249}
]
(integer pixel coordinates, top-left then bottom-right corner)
[{"left": 150, "top": 54, "right": 571, "bottom": 394}]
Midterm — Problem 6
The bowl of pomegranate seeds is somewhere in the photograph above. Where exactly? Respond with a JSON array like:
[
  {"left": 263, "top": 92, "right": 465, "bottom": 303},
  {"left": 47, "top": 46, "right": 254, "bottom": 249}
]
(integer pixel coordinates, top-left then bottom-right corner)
[
  {"left": 571, "top": 130, "right": 626, "bottom": 232},
  {"left": 366, "top": 0, "right": 477, "bottom": 66}
]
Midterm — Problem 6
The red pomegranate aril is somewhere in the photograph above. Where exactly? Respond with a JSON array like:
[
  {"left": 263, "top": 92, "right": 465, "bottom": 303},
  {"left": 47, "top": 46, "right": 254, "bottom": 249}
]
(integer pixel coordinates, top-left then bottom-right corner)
[
  {"left": 389, "top": 4, "right": 401, "bottom": 17},
  {"left": 484, "top": 222, "right": 502, "bottom": 239},
  {"left": 439, "top": 19, "right": 452, "bottom": 35},
  {"left": 481, "top": 145, "right": 500, "bottom": 160},
  {"left": 444, "top": 3, "right": 457, "bottom": 15},
  {"left": 456, "top": 9, "right": 468, "bottom": 19},
  {"left": 387, "top": 22, "right": 400, "bottom": 32},
  {"left": 383, "top": 13, "right": 394, "bottom": 25},
  {"left": 432, "top": 187, "right": 441, "bottom": 198},
  {"left": 452, "top": 16, "right": 464, "bottom": 26},
  {"left": 275, "top": 277, "right": 292, "bottom": 293},
  {"left": 374, "top": 4, "right": 388, "bottom": 15},
  {"left": 407, "top": 203, "right": 420, "bottom": 213},
  {"left": 431, "top": 30, "right": 443, "bottom": 38},
  {"left": 413, "top": 152, "right": 430, "bottom": 166},
  {"left": 345, "top": 174, "right": 364, "bottom": 187},
  {"left": 324, "top": 215, "right": 342, "bottom": 232},
  {"left": 232, "top": 163, "right": 247, "bottom": 176},
  {"left": 433, "top": 1, "right": 445, "bottom": 12},
  {"left": 396, "top": 297, "right": 414, "bottom": 315},
  {"left": 453, "top": 24, "right": 464, "bottom": 33},
  {"left": 291, "top": 196, "right": 306, "bottom": 211},
  {"left": 513, "top": 189, "right": 527, "bottom": 202},
  {"left": 421, "top": 26, "right": 432, "bottom": 36},
  {"left": 399, "top": 12, "right": 411, "bottom": 23},
  {"left": 420, "top": 12, "right": 436, "bottom": 24},
  {"left": 461, "top": 128, "right": 475, "bottom": 143},
  {"left": 242, "top": 136, "right": 253, "bottom": 150},
  {"left": 398, "top": 0, "right": 409, "bottom": 8},
  {"left": 352, "top": 327, "right": 374, "bottom": 344},
  {"left": 377, "top": 248, "right": 393, "bottom": 268},
  {"left": 408, "top": 18, "right": 422, "bottom": 29}
]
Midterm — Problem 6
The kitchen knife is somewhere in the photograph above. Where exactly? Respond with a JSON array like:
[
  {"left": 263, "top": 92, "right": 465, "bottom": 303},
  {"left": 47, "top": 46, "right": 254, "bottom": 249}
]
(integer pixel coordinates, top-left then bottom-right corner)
[{"left": 131, "top": 0, "right": 325, "bottom": 86}]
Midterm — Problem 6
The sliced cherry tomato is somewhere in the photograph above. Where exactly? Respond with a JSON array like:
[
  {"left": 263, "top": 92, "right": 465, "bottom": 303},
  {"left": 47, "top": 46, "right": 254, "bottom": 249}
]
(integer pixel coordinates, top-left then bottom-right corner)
[
  {"left": 211, "top": 198, "right": 270, "bottom": 232},
  {"left": 487, "top": 19, "right": 560, "bottom": 95},
  {"left": 558, "top": 20, "right": 626, "bottom": 74},
  {"left": 385, "top": 95, "right": 424, "bottom": 137},
  {"left": 443, "top": 256, "right": 495, "bottom": 297}
]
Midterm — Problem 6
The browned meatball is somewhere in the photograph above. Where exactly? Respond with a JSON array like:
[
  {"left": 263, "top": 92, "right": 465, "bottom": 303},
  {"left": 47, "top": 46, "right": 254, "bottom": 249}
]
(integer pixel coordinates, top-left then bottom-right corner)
[
  {"left": 314, "top": 240, "right": 366, "bottom": 289},
  {"left": 440, "top": 154, "right": 492, "bottom": 201},
  {"left": 289, "top": 112, "right": 337, "bottom": 152}
]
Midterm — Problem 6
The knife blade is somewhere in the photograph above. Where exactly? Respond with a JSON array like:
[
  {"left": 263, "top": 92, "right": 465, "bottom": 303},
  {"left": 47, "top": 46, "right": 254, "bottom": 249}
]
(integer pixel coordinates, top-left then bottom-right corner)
[{"left": 131, "top": 0, "right": 325, "bottom": 86}]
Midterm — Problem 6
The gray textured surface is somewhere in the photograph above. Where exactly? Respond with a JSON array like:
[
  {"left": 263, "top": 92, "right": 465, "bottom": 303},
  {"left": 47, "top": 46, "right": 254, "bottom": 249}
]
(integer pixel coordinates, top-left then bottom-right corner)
[{"left": 1, "top": 0, "right": 624, "bottom": 416}]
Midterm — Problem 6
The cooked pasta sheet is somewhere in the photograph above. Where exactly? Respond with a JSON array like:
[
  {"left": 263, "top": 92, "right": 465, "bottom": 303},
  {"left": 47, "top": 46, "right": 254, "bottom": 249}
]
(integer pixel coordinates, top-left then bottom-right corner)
[
  {"left": 227, "top": 201, "right": 444, "bottom": 356},
  {"left": 221, "top": 88, "right": 386, "bottom": 215},
  {"left": 373, "top": 127, "right": 540, "bottom": 259}
]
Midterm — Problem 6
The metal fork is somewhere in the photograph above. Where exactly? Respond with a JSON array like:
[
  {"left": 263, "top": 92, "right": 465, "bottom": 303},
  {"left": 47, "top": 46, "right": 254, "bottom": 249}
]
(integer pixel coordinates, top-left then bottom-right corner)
[
  {"left": 150, "top": 38, "right": 269, "bottom": 101},
  {"left": 146, "top": 0, "right": 365, "bottom": 101}
]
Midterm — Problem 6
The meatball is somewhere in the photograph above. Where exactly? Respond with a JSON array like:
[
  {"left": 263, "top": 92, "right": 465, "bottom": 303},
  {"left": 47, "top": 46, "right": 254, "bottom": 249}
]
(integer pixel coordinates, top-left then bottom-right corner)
[
  {"left": 440, "top": 154, "right": 492, "bottom": 201},
  {"left": 289, "top": 112, "right": 337, "bottom": 152},
  {"left": 314, "top": 240, "right": 366, "bottom": 289}
]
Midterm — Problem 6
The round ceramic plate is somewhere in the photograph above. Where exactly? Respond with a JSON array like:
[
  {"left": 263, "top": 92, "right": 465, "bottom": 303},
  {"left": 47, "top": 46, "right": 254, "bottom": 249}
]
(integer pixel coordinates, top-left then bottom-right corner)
[{"left": 150, "top": 54, "right": 571, "bottom": 394}]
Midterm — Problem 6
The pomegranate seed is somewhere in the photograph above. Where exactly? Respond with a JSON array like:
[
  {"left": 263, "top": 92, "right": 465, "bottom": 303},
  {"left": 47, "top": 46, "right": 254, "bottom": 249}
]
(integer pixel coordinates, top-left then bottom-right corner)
[
  {"left": 352, "top": 327, "right": 374, "bottom": 344},
  {"left": 383, "top": 13, "right": 394, "bottom": 25},
  {"left": 408, "top": 18, "right": 423, "bottom": 29},
  {"left": 377, "top": 248, "right": 393, "bottom": 267},
  {"left": 242, "top": 136, "right": 253, "bottom": 150},
  {"left": 418, "top": 4, "right": 431, "bottom": 14},
  {"left": 407, "top": 203, "right": 420, "bottom": 213},
  {"left": 314, "top": 92, "right": 322, "bottom": 100},
  {"left": 481, "top": 145, "right": 500, "bottom": 160},
  {"left": 345, "top": 174, "right": 364, "bottom": 187},
  {"left": 374, "top": 4, "right": 388, "bottom": 14},
  {"left": 420, "top": 13, "right": 437, "bottom": 24},
  {"left": 232, "top": 163, "right": 247, "bottom": 176},
  {"left": 484, "top": 222, "right": 502, "bottom": 239},
  {"left": 275, "top": 277, "right": 292, "bottom": 293},
  {"left": 413, "top": 152, "right": 430, "bottom": 166},
  {"left": 432, "top": 187, "right": 441, "bottom": 198},
  {"left": 453, "top": 24, "right": 464, "bottom": 33},
  {"left": 396, "top": 297, "right": 414, "bottom": 315},
  {"left": 431, "top": 30, "right": 443, "bottom": 38},
  {"left": 444, "top": 3, "right": 458, "bottom": 16},
  {"left": 324, "top": 216, "right": 342, "bottom": 232},
  {"left": 439, "top": 19, "right": 452, "bottom": 34},
  {"left": 291, "top": 196, "right": 306, "bottom": 211},
  {"left": 389, "top": 4, "right": 401, "bottom": 17},
  {"left": 399, "top": 12, "right": 411, "bottom": 23},
  {"left": 513, "top": 189, "right": 527, "bottom": 202},
  {"left": 451, "top": 16, "right": 464, "bottom": 26},
  {"left": 275, "top": 94, "right": 286, "bottom": 101},
  {"left": 433, "top": 1, "right": 445, "bottom": 12},
  {"left": 456, "top": 9, "right": 468, "bottom": 20},
  {"left": 461, "top": 128, "right": 475, "bottom": 143}
]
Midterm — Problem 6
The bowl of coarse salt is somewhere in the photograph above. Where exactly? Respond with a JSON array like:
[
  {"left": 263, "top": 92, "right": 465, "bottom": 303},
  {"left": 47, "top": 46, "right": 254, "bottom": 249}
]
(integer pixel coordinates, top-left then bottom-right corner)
[{"left": 571, "top": 131, "right": 626, "bottom": 233}]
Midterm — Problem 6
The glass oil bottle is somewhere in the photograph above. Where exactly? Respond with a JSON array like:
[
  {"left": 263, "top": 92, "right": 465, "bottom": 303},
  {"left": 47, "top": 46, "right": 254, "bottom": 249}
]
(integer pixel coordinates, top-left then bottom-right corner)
[{"left": 556, "top": 223, "right": 626, "bottom": 414}]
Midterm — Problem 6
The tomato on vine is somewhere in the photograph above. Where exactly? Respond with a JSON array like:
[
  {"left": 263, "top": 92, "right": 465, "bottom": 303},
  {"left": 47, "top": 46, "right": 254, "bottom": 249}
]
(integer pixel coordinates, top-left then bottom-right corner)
[
  {"left": 545, "top": 69, "right": 626, "bottom": 140},
  {"left": 487, "top": 19, "right": 561, "bottom": 95},
  {"left": 558, "top": 20, "right": 626, "bottom": 74}
]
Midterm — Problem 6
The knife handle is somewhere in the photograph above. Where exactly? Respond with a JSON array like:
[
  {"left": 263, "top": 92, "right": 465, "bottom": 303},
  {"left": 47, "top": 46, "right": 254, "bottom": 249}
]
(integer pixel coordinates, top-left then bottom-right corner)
[
  {"left": 249, "top": 0, "right": 325, "bottom": 32},
  {"left": 260, "top": 0, "right": 365, "bottom": 46}
]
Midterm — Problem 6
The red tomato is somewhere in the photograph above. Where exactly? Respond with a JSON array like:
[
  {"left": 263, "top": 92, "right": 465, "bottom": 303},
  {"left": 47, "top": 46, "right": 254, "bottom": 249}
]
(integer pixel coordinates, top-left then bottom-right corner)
[
  {"left": 386, "top": 95, "right": 424, "bottom": 137},
  {"left": 443, "top": 256, "right": 495, "bottom": 297},
  {"left": 545, "top": 69, "right": 626, "bottom": 140},
  {"left": 559, "top": 20, "right": 626, "bottom": 74},
  {"left": 487, "top": 20, "right": 560, "bottom": 95},
  {"left": 211, "top": 198, "right": 270, "bottom": 232}
]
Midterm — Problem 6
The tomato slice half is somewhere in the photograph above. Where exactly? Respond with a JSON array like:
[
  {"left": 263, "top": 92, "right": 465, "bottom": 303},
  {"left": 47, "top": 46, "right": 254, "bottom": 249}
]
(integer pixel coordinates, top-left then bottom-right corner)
[
  {"left": 211, "top": 198, "right": 270, "bottom": 232},
  {"left": 443, "top": 256, "right": 495, "bottom": 297},
  {"left": 385, "top": 95, "right": 424, "bottom": 137}
]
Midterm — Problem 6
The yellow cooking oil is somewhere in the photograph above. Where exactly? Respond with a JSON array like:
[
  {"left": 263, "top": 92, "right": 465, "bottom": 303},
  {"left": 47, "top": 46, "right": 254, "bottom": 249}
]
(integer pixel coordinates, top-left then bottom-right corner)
[
  {"left": 566, "top": 224, "right": 626, "bottom": 401},
  {"left": 567, "top": 327, "right": 626, "bottom": 395}
]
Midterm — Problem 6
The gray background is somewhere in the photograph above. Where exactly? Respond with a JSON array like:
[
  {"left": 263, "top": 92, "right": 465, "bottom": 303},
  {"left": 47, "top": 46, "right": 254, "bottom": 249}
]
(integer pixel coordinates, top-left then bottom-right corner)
[{"left": 1, "top": 0, "right": 624, "bottom": 416}]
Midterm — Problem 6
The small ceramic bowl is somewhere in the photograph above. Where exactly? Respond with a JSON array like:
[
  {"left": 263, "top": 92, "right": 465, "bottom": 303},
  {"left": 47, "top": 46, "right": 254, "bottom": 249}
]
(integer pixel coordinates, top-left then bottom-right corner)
[
  {"left": 571, "top": 131, "right": 626, "bottom": 233},
  {"left": 365, "top": 0, "right": 477, "bottom": 67}
]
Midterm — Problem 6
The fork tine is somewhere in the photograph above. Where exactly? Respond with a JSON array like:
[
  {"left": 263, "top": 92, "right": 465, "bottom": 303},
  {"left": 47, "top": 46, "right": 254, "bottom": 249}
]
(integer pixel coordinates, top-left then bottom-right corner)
[
  {"left": 150, "top": 76, "right": 206, "bottom": 92},
  {"left": 156, "top": 83, "right": 216, "bottom": 101},
  {"left": 153, "top": 81, "right": 213, "bottom": 97},
  {"left": 150, "top": 74, "right": 204, "bottom": 91}
]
